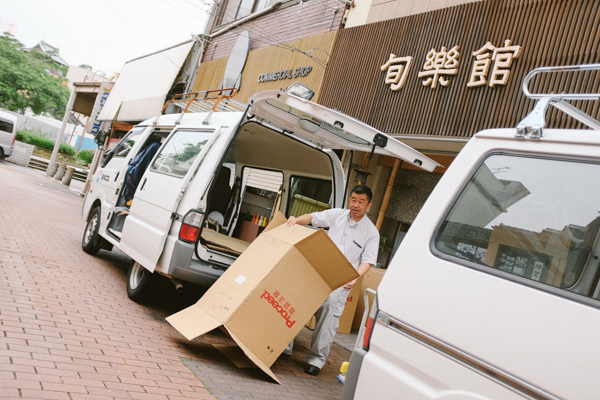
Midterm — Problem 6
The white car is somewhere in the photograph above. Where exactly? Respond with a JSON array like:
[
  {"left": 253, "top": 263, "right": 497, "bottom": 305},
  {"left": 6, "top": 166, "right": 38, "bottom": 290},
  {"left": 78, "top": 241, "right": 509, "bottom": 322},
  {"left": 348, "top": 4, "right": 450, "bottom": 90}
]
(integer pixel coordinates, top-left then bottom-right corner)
[
  {"left": 81, "top": 85, "right": 438, "bottom": 301},
  {"left": 343, "top": 65, "right": 600, "bottom": 400},
  {"left": 0, "top": 110, "right": 17, "bottom": 159}
]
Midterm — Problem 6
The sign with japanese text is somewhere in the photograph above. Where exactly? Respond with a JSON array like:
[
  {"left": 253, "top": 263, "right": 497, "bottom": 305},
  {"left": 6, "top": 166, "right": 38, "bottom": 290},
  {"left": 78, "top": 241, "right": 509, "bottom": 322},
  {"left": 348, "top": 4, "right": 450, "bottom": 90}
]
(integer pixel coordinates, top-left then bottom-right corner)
[
  {"left": 86, "top": 82, "right": 114, "bottom": 135},
  {"left": 381, "top": 40, "right": 522, "bottom": 91}
]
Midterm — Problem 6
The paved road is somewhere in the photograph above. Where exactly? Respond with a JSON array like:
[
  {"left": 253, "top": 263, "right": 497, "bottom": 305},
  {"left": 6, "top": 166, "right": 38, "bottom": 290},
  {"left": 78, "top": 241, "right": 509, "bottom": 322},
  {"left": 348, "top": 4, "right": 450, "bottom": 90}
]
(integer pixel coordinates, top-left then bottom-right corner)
[{"left": 0, "top": 161, "right": 352, "bottom": 399}]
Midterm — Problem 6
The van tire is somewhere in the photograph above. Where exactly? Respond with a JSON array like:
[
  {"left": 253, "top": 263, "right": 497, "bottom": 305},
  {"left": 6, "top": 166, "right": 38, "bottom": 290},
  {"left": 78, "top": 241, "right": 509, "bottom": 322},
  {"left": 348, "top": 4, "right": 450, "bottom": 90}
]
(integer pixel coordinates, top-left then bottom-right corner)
[
  {"left": 127, "top": 261, "right": 155, "bottom": 302},
  {"left": 82, "top": 206, "right": 102, "bottom": 255},
  {"left": 0, "top": 148, "right": 4, "bottom": 159}
]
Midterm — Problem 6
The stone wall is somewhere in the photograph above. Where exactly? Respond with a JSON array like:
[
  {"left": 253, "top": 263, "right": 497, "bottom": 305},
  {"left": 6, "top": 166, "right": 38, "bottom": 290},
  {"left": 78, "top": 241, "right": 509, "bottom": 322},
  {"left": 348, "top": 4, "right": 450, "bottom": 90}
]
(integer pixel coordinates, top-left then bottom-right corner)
[{"left": 386, "top": 169, "right": 442, "bottom": 224}]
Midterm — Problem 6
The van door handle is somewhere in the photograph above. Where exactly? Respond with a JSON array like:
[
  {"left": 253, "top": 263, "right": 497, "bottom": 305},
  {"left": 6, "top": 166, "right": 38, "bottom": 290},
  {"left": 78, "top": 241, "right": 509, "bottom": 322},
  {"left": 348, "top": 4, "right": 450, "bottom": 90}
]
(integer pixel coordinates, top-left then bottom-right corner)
[
  {"left": 139, "top": 178, "right": 147, "bottom": 191},
  {"left": 114, "top": 172, "right": 119, "bottom": 182}
]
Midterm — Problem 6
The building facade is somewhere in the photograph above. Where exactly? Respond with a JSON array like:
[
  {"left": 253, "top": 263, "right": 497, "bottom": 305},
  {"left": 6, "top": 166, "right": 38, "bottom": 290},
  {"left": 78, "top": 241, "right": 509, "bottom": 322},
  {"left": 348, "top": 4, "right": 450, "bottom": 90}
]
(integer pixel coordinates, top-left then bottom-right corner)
[{"left": 318, "top": 0, "right": 600, "bottom": 264}]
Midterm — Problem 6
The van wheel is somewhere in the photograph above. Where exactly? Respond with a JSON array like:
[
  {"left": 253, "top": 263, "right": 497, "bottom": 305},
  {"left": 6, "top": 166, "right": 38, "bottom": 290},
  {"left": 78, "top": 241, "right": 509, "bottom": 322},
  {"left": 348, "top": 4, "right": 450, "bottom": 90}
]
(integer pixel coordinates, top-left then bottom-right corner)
[
  {"left": 82, "top": 206, "right": 102, "bottom": 255},
  {"left": 127, "top": 261, "right": 155, "bottom": 302},
  {"left": 0, "top": 148, "right": 4, "bottom": 159}
]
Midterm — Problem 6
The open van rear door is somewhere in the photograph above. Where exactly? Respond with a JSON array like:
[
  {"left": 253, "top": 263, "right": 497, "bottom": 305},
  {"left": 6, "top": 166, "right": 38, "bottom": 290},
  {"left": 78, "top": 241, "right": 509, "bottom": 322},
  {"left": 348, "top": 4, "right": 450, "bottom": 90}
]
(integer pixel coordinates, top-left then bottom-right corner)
[{"left": 248, "top": 91, "right": 441, "bottom": 172}]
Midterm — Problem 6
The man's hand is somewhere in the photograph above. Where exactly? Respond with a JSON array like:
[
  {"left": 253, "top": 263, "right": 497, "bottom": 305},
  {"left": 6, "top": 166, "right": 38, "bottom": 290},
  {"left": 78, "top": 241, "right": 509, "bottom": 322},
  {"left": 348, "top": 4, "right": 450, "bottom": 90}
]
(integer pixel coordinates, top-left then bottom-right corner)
[
  {"left": 286, "top": 216, "right": 299, "bottom": 227},
  {"left": 286, "top": 214, "right": 312, "bottom": 227},
  {"left": 343, "top": 278, "right": 358, "bottom": 291}
]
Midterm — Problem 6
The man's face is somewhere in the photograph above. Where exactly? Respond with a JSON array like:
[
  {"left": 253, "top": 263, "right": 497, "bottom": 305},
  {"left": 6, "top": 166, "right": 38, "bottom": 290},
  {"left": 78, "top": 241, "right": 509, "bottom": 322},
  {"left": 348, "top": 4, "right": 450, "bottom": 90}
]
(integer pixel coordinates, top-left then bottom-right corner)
[{"left": 348, "top": 192, "right": 371, "bottom": 221}]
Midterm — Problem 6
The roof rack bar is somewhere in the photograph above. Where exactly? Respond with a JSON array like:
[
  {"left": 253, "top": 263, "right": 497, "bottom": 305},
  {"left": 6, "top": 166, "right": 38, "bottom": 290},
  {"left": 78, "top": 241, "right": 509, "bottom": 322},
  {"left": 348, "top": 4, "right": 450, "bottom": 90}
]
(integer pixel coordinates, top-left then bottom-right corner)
[
  {"left": 523, "top": 64, "right": 600, "bottom": 100},
  {"left": 161, "top": 88, "right": 246, "bottom": 115},
  {"left": 517, "top": 64, "right": 600, "bottom": 138}
]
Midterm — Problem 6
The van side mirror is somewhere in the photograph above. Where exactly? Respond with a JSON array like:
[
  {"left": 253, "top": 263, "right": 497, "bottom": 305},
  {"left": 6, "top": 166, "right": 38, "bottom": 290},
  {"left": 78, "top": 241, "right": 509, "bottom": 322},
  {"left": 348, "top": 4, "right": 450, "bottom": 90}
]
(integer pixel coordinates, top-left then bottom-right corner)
[{"left": 94, "top": 130, "right": 108, "bottom": 146}]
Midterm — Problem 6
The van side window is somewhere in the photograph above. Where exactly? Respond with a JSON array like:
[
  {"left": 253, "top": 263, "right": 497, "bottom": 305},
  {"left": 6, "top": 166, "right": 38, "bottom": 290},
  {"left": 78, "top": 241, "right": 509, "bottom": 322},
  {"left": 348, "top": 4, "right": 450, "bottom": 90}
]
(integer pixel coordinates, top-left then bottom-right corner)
[
  {"left": 150, "top": 129, "right": 214, "bottom": 177},
  {"left": 287, "top": 176, "right": 333, "bottom": 217},
  {"left": 114, "top": 128, "right": 145, "bottom": 158},
  {"left": 0, "top": 119, "right": 14, "bottom": 133},
  {"left": 434, "top": 154, "right": 600, "bottom": 301}
]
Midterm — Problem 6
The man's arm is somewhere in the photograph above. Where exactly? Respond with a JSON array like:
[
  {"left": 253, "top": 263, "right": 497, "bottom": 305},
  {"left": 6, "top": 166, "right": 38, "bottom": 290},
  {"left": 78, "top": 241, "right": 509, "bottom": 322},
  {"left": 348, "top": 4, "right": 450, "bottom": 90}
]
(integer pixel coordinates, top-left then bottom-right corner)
[
  {"left": 343, "top": 262, "right": 371, "bottom": 290},
  {"left": 286, "top": 213, "right": 313, "bottom": 227}
]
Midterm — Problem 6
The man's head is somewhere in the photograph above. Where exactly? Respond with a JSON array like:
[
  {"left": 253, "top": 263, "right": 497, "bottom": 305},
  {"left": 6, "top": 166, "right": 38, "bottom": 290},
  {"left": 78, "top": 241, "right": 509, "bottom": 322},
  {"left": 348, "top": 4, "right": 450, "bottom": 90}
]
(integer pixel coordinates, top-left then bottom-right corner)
[{"left": 348, "top": 185, "right": 373, "bottom": 221}]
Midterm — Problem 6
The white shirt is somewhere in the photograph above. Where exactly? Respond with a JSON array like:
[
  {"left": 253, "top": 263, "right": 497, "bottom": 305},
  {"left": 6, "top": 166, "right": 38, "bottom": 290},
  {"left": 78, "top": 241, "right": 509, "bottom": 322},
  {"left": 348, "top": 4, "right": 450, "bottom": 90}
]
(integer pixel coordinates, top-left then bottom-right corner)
[{"left": 310, "top": 209, "right": 379, "bottom": 270}]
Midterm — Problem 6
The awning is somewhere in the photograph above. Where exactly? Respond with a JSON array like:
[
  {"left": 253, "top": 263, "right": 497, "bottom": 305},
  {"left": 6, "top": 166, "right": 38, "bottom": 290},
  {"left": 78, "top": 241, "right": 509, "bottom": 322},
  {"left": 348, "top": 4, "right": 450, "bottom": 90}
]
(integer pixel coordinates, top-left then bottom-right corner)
[{"left": 98, "top": 40, "right": 194, "bottom": 122}]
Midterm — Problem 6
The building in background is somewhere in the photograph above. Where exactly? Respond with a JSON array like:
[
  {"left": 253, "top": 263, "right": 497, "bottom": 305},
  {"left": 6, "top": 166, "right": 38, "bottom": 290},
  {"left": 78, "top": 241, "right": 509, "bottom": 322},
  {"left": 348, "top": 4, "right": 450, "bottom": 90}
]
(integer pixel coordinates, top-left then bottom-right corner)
[
  {"left": 190, "top": 0, "right": 348, "bottom": 102},
  {"left": 24, "top": 40, "right": 70, "bottom": 78}
]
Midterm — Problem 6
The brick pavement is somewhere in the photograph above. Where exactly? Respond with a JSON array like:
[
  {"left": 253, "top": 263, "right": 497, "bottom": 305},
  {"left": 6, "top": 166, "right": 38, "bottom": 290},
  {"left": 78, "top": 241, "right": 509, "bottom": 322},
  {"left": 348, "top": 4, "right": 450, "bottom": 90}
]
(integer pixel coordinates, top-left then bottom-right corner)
[{"left": 0, "top": 161, "right": 353, "bottom": 400}]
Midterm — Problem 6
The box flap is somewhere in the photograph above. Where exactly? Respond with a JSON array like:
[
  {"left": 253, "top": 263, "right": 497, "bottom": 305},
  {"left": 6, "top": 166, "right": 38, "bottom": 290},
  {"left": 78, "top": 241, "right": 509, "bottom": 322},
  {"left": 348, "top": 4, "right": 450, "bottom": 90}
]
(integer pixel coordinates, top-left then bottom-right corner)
[
  {"left": 263, "top": 211, "right": 288, "bottom": 234},
  {"left": 295, "top": 229, "right": 359, "bottom": 290},
  {"left": 166, "top": 305, "right": 222, "bottom": 341},
  {"left": 227, "top": 328, "right": 281, "bottom": 384},
  {"left": 262, "top": 222, "right": 317, "bottom": 247}
]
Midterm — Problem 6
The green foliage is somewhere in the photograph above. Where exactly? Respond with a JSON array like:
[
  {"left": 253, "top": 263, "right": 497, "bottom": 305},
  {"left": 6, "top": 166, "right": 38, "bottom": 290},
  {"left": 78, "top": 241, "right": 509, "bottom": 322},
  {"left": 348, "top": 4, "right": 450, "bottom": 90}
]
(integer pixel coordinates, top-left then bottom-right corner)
[
  {"left": 79, "top": 64, "right": 93, "bottom": 70},
  {"left": 77, "top": 149, "right": 95, "bottom": 165},
  {"left": 0, "top": 33, "right": 70, "bottom": 118},
  {"left": 16, "top": 130, "right": 75, "bottom": 155},
  {"left": 379, "top": 235, "right": 393, "bottom": 253},
  {"left": 59, "top": 142, "right": 75, "bottom": 156}
]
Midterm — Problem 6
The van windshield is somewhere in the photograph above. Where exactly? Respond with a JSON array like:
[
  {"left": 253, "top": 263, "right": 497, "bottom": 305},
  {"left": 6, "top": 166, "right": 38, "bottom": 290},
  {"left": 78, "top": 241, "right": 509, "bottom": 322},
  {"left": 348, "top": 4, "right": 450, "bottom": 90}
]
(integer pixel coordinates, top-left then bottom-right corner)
[{"left": 434, "top": 154, "right": 600, "bottom": 299}]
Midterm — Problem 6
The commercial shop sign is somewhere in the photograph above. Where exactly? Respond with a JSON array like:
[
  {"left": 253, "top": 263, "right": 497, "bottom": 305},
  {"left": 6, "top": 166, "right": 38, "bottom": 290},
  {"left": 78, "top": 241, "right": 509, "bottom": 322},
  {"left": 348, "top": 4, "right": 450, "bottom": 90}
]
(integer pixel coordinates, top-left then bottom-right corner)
[
  {"left": 380, "top": 40, "right": 522, "bottom": 91},
  {"left": 258, "top": 66, "right": 313, "bottom": 83}
]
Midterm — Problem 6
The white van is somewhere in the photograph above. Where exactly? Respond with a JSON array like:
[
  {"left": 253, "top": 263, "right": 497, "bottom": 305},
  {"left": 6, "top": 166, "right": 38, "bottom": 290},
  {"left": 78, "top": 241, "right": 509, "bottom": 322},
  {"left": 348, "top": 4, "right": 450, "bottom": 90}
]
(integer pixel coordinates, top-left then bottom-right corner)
[
  {"left": 81, "top": 85, "right": 439, "bottom": 301},
  {"left": 0, "top": 110, "right": 17, "bottom": 159},
  {"left": 343, "top": 65, "right": 600, "bottom": 400}
]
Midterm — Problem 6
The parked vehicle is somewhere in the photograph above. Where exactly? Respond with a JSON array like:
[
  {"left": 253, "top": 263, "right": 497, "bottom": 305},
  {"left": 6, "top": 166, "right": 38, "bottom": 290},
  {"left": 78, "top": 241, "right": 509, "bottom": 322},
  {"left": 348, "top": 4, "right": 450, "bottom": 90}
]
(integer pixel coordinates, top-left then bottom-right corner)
[
  {"left": 81, "top": 85, "right": 439, "bottom": 301},
  {"left": 0, "top": 110, "right": 17, "bottom": 159},
  {"left": 343, "top": 65, "right": 600, "bottom": 400}
]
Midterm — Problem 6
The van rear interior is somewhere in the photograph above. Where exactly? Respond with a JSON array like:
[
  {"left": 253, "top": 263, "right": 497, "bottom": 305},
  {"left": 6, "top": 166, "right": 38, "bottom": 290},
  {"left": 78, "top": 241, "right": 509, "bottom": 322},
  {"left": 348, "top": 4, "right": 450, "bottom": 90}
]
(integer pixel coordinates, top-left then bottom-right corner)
[{"left": 197, "top": 120, "right": 336, "bottom": 264}]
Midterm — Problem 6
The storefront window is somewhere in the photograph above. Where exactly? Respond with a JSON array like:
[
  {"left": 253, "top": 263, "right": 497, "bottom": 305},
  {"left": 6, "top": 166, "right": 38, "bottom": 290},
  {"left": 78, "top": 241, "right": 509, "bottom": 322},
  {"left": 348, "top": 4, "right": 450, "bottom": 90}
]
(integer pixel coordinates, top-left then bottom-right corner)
[
  {"left": 434, "top": 154, "right": 600, "bottom": 299},
  {"left": 235, "top": 0, "right": 267, "bottom": 20},
  {"left": 287, "top": 176, "right": 332, "bottom": 217}
]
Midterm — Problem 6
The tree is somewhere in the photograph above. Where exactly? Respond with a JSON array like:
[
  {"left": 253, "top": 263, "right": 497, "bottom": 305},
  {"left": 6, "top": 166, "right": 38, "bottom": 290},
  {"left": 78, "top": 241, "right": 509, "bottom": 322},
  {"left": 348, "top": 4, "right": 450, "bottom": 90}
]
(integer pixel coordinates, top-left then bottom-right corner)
[
  {"left": 79, "top": 64, "right": 93, "bottom": 70},
  {"left": 0, "top": 33, "right": 70, "bottom": 118}
]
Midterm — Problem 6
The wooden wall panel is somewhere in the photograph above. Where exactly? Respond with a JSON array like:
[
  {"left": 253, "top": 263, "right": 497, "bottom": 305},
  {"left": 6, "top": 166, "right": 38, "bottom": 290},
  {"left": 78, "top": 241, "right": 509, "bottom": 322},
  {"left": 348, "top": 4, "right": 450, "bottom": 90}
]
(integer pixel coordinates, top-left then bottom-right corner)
[
  {"left": 319, "top": 0, "right": 600, "bottom": 138},
  {"left": 192, "top": 31, "right": 337, "bottom": 103}
]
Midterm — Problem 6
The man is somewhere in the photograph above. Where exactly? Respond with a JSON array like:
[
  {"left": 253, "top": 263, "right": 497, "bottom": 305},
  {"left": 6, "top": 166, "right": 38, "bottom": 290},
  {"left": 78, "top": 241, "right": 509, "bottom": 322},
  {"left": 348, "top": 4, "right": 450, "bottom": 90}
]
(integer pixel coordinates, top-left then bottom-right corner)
[{"left": 283, "top": 184, "right": 380, "bottom": 376}]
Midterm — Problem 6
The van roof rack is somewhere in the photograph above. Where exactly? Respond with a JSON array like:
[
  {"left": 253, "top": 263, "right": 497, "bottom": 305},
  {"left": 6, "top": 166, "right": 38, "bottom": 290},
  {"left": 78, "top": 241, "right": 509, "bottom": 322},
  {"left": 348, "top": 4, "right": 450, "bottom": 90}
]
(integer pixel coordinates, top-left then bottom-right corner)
[
  {"left": 516, "top": 64, "right": 600, "bottom": 139},
  {"left": 161, "top": 88, "right": 248, "bottom": 115}
]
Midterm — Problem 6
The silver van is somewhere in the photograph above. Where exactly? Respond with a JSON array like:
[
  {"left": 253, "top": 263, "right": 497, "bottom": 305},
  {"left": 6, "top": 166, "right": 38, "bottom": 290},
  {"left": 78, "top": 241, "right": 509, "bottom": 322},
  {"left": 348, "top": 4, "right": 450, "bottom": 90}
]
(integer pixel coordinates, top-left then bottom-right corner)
[
  {"left": 0, "top": 110, "right": 17, "bottom": 159},
  {"left": 81, "top": 86, "right": 438, "bottom": 301},
  {"left": 343, "top": 65, "right": 600, "bottom": 400}
]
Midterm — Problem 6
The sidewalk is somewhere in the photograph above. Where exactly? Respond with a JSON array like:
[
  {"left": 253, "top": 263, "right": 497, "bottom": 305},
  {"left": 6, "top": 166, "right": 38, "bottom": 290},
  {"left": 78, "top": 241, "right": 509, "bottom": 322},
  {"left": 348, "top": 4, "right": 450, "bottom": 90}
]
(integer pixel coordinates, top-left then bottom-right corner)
[{"left": 0, "top": 160, "right": 357, "bottom": 400}]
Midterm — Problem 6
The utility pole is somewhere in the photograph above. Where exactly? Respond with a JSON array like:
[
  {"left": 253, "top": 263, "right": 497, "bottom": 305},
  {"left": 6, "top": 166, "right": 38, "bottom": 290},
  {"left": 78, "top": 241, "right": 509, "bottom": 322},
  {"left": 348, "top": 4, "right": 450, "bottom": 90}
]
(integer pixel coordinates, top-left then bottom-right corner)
[{"left": 46, "top": 89, "right": 76, "bottom": 176}]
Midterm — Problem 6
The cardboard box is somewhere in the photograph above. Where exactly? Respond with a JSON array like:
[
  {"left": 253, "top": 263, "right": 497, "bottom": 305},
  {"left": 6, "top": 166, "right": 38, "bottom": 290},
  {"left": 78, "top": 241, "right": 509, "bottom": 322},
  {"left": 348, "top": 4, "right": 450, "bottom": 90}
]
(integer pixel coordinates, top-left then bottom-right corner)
[
  {"left": 351, "top": 267, "right": 386, "bottom": 332},
  {"left": 304, "top": 277, "right": 362, "bottom": 334},
  {"left": 166, "top": 212, "right": 359, "bottom": 383},
  {"left": 337, "top": 278, "right": 362, "bottom": 334}
]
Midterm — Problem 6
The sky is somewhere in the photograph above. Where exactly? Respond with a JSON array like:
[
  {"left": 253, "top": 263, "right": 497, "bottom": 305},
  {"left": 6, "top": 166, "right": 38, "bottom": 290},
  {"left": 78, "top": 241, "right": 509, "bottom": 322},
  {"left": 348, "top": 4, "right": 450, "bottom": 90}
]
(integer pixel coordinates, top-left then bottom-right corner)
[{"left": 0, "top": 0, "right": 211, "bottom": 75}]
